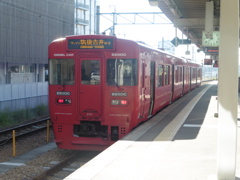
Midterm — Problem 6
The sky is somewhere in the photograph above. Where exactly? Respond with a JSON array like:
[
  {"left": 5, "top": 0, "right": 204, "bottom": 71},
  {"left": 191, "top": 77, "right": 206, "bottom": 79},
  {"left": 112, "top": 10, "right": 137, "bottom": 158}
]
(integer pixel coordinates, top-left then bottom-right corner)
[
  {"left": 99, "top": 0, "right": 205, "bottom": 62},
  {"left": 99, "top": 0, "right": 179, "bottom": 47}
]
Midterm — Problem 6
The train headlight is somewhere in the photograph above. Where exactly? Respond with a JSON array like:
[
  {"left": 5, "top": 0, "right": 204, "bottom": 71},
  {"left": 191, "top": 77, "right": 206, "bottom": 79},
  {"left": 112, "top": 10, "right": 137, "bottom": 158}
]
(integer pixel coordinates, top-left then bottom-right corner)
[
  {"left": 57, "top": 98, "right": 71, "bottom": 104},
  {"left": 120, "top": 100, "right": 127, "bottom": 105},
  {"left": 111, "top": 100, "right": 128, "bottom": 106}
]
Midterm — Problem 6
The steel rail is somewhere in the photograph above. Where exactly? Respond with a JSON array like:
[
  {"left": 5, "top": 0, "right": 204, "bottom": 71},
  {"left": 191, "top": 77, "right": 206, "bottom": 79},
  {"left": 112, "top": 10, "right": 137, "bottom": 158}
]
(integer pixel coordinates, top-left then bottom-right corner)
[
  {"left": 32, "top": 153, "right": 78, "bottom": 180},
  {"left": 0, "top": 117, "right": 50, "bottom": 145}
]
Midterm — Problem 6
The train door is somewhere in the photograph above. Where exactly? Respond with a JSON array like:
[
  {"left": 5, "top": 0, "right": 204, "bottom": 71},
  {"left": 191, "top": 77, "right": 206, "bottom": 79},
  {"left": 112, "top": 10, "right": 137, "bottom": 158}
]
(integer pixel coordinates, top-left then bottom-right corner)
[
  {"left": 148, "top": 61, "right": 155, "bottom": 116},
  {"left": 140, "top": 62, "right": 146, "bottom": 118},
  {"left": 171, "top": 64, "right": 175, "bottom": 102},
  {"left": 188, "top": 67, "right": 191, "bottom": 91},
  {"left": 78, "top": 58, "right": 102, "bottom": 119},
  {"left": 190, "top": 67, "right": 192, "bottom": 89},
  {"left": 182, "top": 66, "right": 185, "bottom": 94}
]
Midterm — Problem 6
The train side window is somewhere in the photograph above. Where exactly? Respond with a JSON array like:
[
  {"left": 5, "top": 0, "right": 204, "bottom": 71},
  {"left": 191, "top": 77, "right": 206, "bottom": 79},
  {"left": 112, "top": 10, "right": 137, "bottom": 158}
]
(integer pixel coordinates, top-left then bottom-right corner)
[
  {"left": 158, "top": 65, "right": 164, "bottom": 87},
  {"left": 165, "top": 65, "right": 170, "bottom": 85},
  {"left": 107, "top": 59, "right": 137, "bottom": 86},
  {"left": 179, "top": 66, "right": 183, "bottom": 82},
  {"left": 175, "top": 66, "right": 179, "bottom": 83},
  {"left": 49, "top": 59, "right": 75, "bottom": 85},
  {"left": 81, "top": 60, "right": 100, "bottom": 85}
]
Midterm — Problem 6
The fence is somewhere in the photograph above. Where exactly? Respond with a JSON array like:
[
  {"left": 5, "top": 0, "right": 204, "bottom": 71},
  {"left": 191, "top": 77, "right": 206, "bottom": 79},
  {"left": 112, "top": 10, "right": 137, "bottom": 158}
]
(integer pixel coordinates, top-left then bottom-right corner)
[
  {"left": 202, "top": 66, "right": 218, "bottom": 81},
  {"left": 0, "top": 82, "right": 48, "bottom": 111}
]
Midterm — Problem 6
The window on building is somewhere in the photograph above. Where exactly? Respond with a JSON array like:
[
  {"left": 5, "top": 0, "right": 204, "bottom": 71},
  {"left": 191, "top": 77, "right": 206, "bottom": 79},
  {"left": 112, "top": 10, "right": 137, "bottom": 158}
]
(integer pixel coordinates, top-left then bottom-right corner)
[{"left": 10, "top": 65, "right": 35, "bottom": 73}]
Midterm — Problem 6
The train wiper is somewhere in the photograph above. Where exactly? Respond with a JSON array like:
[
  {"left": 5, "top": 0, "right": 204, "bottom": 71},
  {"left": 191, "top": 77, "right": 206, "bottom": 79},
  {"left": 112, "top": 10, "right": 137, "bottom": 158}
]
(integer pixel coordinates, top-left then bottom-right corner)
[
  {"left": 60, "top": 83, "right": 66, "bottom": 91},
  {"left": 115, "top": 81, "right": 124, "bottom": 91}
]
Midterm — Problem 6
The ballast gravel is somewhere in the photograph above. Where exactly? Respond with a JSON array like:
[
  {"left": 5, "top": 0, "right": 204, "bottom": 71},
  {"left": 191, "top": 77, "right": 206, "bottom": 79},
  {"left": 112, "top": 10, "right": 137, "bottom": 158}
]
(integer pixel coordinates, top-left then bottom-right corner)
[{"left": 0, "top": 129, "right": 73, "bottom": 179}]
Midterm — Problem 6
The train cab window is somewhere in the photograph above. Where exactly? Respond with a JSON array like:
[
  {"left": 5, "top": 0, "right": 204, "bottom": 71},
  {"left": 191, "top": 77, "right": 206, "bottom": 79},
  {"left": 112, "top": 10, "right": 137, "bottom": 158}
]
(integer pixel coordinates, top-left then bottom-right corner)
[
  {"left": 158, "top": 65, "right": 164, "bottom": 87},
  {"left": 165, "top": 65, "right": 170, "bottom": 85},
  {"left": 49, "top": 59, "right": 75, "bottom": 85},
  {"left": 107, "top": 59, "right": 137, "bottom": 86},
  {"left": 81, "top": 60, "right": 100, "bottom": 85}
]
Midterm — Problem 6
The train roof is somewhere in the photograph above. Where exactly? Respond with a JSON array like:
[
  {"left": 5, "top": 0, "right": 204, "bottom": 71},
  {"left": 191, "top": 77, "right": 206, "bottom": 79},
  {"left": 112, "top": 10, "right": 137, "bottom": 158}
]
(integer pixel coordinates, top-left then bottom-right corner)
[{"left": 50, "top": 35, "right": 201, "bottom": 66}]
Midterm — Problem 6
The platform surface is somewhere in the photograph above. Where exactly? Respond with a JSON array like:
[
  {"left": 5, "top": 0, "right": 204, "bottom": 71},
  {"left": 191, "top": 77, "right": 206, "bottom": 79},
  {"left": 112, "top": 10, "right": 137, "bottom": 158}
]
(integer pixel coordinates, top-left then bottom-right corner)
[{"left": 65, "top": 81, "right": 240, "bottom": 180}]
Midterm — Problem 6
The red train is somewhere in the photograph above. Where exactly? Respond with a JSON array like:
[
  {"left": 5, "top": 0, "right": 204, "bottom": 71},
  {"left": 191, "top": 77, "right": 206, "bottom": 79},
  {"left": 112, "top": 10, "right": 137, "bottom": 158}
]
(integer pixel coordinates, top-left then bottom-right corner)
[{"left": 48, "top": 35, "right": 201, "bottom": 151}]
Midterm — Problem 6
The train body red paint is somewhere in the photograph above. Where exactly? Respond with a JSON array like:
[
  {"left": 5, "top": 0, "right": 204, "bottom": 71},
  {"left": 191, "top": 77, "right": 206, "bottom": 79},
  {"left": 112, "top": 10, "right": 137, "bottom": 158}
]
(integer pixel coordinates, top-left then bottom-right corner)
[{"left": 48, "top": 35, "right": 201, "bottom": 151}]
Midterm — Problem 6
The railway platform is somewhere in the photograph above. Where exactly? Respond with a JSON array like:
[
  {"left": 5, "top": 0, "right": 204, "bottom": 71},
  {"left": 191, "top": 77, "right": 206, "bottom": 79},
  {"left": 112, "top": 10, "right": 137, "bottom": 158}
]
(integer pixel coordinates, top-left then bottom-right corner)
[{"left": 65, "top": 81, "right": 240, "bottom": 180}]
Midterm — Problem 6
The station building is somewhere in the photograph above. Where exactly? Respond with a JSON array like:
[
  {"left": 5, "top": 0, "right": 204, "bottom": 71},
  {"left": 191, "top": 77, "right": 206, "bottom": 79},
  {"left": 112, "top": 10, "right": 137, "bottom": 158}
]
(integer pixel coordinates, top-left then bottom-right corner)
[{"left": 0, "top": 0, "right": 99, "bottom": 112}]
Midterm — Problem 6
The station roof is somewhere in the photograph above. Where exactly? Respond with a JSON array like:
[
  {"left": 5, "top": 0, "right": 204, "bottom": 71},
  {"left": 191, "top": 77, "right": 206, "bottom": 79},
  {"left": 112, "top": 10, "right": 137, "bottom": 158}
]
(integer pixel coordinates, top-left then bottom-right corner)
[{"left": 149, "top": 0, "right": 221, "bottom": 46}]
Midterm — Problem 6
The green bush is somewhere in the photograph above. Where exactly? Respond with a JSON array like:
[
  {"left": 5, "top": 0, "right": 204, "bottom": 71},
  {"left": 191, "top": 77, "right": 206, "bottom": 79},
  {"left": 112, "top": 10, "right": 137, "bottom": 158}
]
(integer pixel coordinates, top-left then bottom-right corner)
[
  {"left": 0, "top": 105, "right": 49, "bottom": 129},
  {"left": 34, "top": 104, "right": 48, "bottom": 116},
  {"left": 0, "top": 109, "right": 14, "bottom": 127}
]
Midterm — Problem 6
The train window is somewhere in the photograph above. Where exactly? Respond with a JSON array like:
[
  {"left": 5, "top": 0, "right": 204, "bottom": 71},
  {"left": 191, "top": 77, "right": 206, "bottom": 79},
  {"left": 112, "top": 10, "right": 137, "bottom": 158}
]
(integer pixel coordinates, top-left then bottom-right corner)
[
  {"left": 107, "top": 59, "right": 137, "bottom": 86},
  {"left": 191, "top": 68, "right": 196, "bottom": 79},
  {"left": 175, "top": 66, "right": 179, "bottom": 83},
  {"left": 175, "top": 66, "right": 183, "bottom": 83},
  {"left": 179, "top": 67, "right": 183, "bottom": 82},
  {"left": 158, "top": 65, "right": 164, "bottom": 87},
  {"left": 49, "top": 59, "right": 75, "bottom": 85},
  {"left": 165, "top": 65, "right": 170, "bottom": 85},
  {"left": 81, "top": 60, "right": 100, "bottom": 85}
]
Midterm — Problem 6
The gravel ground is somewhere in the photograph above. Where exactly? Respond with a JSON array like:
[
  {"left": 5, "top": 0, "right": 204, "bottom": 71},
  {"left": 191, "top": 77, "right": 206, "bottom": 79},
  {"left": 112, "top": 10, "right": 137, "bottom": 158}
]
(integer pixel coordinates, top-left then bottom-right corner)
[
  {"left": 0, "top": 129, "right": 100, "bottom": 180},
  {"left": 1, "top": 148, "right": 74, "bottom": 180},
  {"left": 0, "top": 129, "right": 71, "bottom": 180},
  {"left": 0, "top": 129, "right": 54, "bottom": 162}
]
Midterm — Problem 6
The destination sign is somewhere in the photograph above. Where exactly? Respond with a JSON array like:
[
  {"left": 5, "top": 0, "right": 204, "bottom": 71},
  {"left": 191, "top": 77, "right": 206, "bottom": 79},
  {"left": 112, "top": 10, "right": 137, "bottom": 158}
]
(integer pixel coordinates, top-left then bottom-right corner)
[{"left": 68, "top": 39, "right": 114, "bottom": 49}]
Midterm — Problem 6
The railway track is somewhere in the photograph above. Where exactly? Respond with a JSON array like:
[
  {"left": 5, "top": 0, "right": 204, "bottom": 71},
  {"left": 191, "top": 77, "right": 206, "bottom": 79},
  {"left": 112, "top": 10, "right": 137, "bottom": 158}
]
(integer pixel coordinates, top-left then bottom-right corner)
[
  {"left": 0, "top": 117, "right": 50, "bottom": 145},
  {"left": 32, "top": 151, "right": 100, "bottom": 180}
]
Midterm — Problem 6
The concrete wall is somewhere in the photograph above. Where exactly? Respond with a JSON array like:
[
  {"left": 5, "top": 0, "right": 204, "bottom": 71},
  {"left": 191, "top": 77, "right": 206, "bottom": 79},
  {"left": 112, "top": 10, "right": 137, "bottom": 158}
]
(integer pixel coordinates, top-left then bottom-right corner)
[{"left": 0, "top": 0, "right": 74, "bottom": 64}]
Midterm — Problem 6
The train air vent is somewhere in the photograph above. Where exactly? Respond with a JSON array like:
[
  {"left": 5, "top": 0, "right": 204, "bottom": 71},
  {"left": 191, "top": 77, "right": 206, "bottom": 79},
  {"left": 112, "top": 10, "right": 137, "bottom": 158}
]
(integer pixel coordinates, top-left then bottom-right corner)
[
  {"left": 120, "top": 127, "right": 126, "bottom": 135},
  {"left": 58, "top": 125, "right": 63, "bottom": 132}
]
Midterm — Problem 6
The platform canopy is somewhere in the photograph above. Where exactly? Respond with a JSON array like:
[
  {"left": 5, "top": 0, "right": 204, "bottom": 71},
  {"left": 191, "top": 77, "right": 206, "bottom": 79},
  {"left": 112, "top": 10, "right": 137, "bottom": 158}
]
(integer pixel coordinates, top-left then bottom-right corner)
[{"left": 149, "top": 0, "right": 224, "bottom": 46}]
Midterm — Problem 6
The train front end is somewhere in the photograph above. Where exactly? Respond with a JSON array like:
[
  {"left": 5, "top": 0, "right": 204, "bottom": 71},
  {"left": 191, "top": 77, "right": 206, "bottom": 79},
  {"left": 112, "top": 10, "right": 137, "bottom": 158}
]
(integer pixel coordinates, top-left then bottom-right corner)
[{"left": 48, "top": 35, "right": 140, "bottom": 150}]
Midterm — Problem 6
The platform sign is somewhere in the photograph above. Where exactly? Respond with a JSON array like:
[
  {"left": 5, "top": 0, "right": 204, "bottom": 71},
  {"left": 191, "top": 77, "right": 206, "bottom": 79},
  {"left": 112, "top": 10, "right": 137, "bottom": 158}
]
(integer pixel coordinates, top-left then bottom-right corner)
[
  {"left": 68, "top": 38, "right": 114, "bottom": 49},
  {"left": 204, "top": 47, "right": 219, "bottom": 54},
  {"left": 204, "top": 59, "right": 213, "bottom": 65},
  {"left": 171, "top": 37, "right": 191, "bottom": 46}
]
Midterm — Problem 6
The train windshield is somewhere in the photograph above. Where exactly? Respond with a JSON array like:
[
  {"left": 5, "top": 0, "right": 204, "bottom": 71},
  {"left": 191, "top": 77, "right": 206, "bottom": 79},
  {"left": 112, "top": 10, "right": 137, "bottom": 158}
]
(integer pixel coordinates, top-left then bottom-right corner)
[
  {"left": 81, "top": 60, "right": 100, "bottom": 85},
  {"left": 49, "top": 59, "right": 75, "bottom": 85},
  {"left": 107, "top": 59, "right": 137, "bottom": 86}
]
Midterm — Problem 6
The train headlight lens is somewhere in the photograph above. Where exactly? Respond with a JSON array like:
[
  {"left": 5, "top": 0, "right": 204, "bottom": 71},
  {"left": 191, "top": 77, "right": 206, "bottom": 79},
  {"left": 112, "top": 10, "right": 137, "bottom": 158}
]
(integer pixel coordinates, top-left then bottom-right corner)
[
  {"left": 120, "top": 100, "right": 127, "bottom": 105},
  {"left": 57, "top": 98, "right": 71, "bottom": 104},
  {"left": 58, "top": 99, "right": 64, "bottom": 103},
  {"left": 111, "top": 100, "right": 128, "bottom": 106}
]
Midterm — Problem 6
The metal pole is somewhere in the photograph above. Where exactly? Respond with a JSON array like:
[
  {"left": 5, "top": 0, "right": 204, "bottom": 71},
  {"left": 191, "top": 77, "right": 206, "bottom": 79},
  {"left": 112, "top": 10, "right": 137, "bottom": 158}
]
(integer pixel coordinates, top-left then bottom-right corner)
[
  {"left": 175, "top": 27, "right": 177, "bottom": 46},
  {"left": 12, "top": 130, "right": 16, "bottom": 157},
  {"left": 46, "top": 120, "right": 50, "bottom": 143},
  {"left": 96, "top": 6, "right": 100, "bottom": 34},
  {"left": 217, "top": 0, "right": 238, "bottom": 179},
  {"left": 162, "top": 37, "right": 164, "bottom": 49}
]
